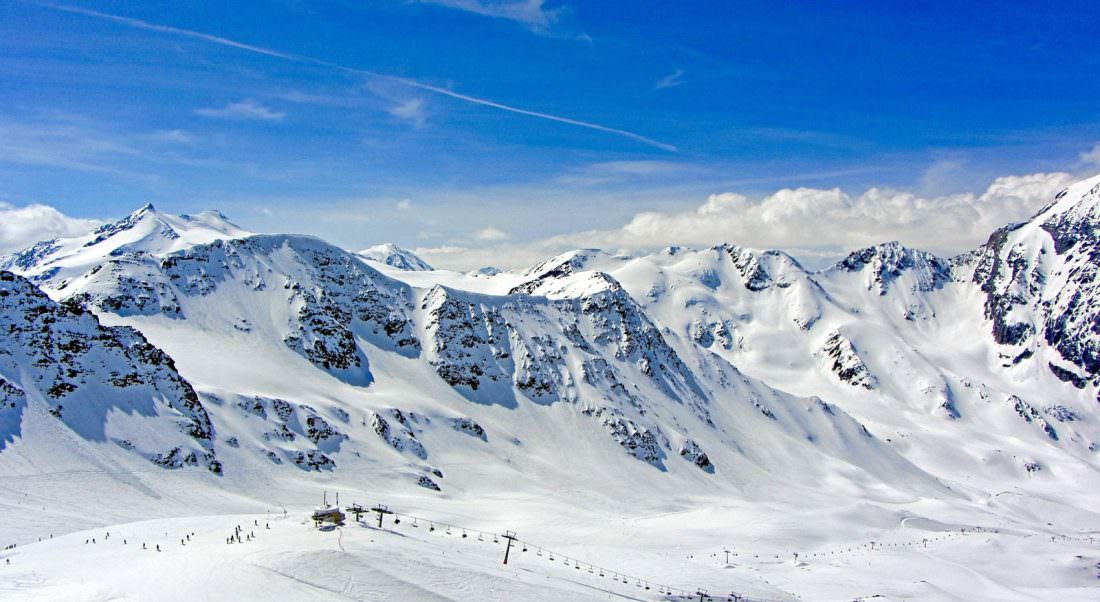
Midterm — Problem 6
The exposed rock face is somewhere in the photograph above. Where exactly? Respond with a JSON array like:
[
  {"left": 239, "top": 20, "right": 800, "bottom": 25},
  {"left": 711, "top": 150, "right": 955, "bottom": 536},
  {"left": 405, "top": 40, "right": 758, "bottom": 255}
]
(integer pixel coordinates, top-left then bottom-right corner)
[
  {"left": 1008, "top": 395, "right": 1058, "bottom": 441},
  {"left": 679, "top": 439, "right": 713, "bottom": 471},
  {"left": 422, "top": 286, "right": 512, "bottom": 393},
  {"left": 416, "top": 475, "right": 441, "bottom": 490},
  {"left": 370, "top": 410, "right": 427, "bottom": 459},
  {"left": 837, "top": 241, "right": 952, "bottom": 295},
  {"left": 821, "top": 331, "right": 877, "bottom": 389},
  {"left": 0, "top": 271, "right": 216, "bottom": 469},
  {"left": 449, "top": 417, "right": 487, "bottom": 441},
  {"left": 584, "top": 407, "right": 667, "bottom": 468},
  {"left": 717, "top": 244, "right": 807, "bottom": 292},
  {"left": 293, "top": 449, "right": 335, "bottom": 471},
  {"left": 968, "top": 177, "right": 1100, "bottom": 382}
]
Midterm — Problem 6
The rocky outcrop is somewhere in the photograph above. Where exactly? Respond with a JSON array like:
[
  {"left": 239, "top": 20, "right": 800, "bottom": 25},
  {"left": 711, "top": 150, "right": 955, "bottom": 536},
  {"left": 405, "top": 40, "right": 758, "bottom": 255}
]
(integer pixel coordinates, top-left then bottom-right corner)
[
  {"left": 821, "top": 331, "right": 877, "bottom": 389},
  {"left": 0, "top": 271, "right": 216, "bottom": 469},
  {"left": 679, "top": 439, "right": 713, "bottom": 472},
  {"left": 968, "top": 177, "right": 1100, "bottom": 381},
  {"left": 370, "top": 410, "right": 427, "bottom": 459},
  {"left": 836, "top": 241, "right": 952, "bottom": 295},
  {"left": 1008, "top": 395, "right": 1058, "bottom": 441},
  {"left": 449, "top": 417, "right": 487, "bottom": 441}
]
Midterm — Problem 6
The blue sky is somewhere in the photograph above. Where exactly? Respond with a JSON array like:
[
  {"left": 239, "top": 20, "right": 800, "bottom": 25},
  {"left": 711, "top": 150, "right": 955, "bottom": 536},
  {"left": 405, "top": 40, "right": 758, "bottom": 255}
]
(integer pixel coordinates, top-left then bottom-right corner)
[{"left": 2, "top": 1, "right": 1100, "bottom": 268}]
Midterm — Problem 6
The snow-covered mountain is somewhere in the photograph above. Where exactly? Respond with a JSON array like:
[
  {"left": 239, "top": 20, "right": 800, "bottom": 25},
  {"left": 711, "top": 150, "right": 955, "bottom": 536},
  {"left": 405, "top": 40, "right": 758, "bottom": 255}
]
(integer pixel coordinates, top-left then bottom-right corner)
[
  {"left": 2, "top": 204, "right": 938, "bottom": 497},
  {"left": 357, "top": 243, "right": 434, "bottom": 271},
  {"left": 3, "top": 177, "right": 1100, "bottom": 599},
  {"left": 0, "top": 270, "right": 217, "bottom": 472}
]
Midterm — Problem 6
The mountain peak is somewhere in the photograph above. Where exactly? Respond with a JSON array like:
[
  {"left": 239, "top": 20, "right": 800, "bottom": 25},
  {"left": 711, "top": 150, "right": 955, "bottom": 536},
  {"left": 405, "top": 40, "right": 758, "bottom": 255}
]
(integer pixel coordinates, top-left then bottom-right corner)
[
  {"left": 357, "top": 243, "right": 433, "bottom": 271},
  {"left": 5, "top": 205, "right": 251, "bottom": 290},
  {"left": 1034, "top": 173, "right": 1100, "bottom": 254},
  {"left": 832, "top": 241, "right": 951, "bottom": 294}
]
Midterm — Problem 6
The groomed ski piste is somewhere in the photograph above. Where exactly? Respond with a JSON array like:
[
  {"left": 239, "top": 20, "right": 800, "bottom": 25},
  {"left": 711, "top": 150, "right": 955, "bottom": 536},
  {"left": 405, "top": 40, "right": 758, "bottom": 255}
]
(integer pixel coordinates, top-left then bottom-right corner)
[
  {"left": 4, "top": 466, "right": 1100, "bottom": 602},
  {"left": 3, "top": 175, "right": 1100, "bottom": 600}
]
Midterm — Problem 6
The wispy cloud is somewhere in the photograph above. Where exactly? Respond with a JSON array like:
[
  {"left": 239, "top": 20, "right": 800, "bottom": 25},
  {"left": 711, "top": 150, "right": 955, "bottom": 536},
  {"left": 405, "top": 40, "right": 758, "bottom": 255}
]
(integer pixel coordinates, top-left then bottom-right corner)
[
  {"left": 474, "top": 225, "right": 511, "bottom": 241},
  {"left": 37, "top": 2, "right": 673, "bottom": 151},
  {"left": 654, "top": 68, "right": 685, "bottom": 90},
  {"left": 0, "top": 119, "right": 143, "bottom": 176},
  {"left": 417, "top": 0, "right": 558, "bottom": 30},
  {"left": 152, "top": 129, "right": 194, "bottom": 143},
  {"left": 387, "top": 98, "right": 427, "bottom": 127},
  {"left": 396, "top": 199, "right": 414, "bottom": 210},
  {"left": 195, "top": 99, "right": 285, "bottom": 121},
  {"left": 558, "top": 160, "right": 701, "bottom": 186}
]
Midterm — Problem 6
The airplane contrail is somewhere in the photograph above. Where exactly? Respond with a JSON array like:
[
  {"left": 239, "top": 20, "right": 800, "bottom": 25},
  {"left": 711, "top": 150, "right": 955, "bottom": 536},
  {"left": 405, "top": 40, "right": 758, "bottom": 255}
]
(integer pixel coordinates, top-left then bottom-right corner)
[{"left": 29, "top": 2, "right": 677, "bottom": 152}]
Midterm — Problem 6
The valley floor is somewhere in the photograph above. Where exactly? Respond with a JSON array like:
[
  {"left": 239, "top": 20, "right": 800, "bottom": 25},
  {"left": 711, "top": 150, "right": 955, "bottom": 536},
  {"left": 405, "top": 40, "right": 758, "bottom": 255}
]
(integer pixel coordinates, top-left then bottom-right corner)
[{"left": 2, "top": 471, "right": 1099, "bottom": 601}]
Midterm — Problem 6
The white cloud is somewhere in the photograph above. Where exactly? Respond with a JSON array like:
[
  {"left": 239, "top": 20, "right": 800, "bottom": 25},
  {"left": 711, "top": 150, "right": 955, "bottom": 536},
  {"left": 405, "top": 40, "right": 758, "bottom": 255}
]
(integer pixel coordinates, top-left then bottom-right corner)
[
  {"left": 416, "top": 171, "right": 1077, "bottom": 271},
  {"left": 396, "top": 199, "right": 414, "bottom": 210},
  {"left": 596, "top": 172, "right": 1074, "bottom": 254},
  {"left": 195, "top": 99, "right": 285, "bottom": 121},
  {"left": 0, "top": 202, "right": 101, "bottom": 254},
  {"left": 475, "top": 226, "right": 511, "bottom": 241},
  {"left": 654, "top": 68, "right": 685, "bottom": 90},
  {"left": 1080, "top": 143, "right": 1100, "bottom": 168},
  {"left": 418, "top": 0, "right": 558, "bottom": 29},
  {"left": 388, "top": 98, "right": 427, "bottom": 127}
]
